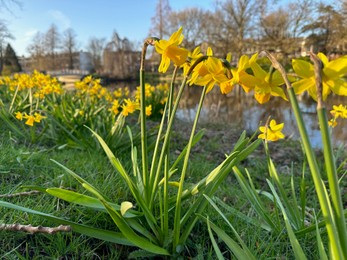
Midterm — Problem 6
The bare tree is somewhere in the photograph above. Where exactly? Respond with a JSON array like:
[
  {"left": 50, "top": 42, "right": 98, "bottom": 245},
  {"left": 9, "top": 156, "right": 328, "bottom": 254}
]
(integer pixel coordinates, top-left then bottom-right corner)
[
  {"left": 62, "top": 28, "right": 78, "bottom": 70},
  {"left": 167, "top": 8, "right": 211, "bottom": 50},
  {"left": 45, "top": 23, "right": 61, "bottom": 70},
  {"left": 0, "top": 19, "right": 13, "bottom": 72},
  {"left": 26, "top": 31, "right": 46, "bottom": 71},
  {"left": 149, "top": 0, "right": 172, "bottom": 39},
  {"left": 213, "top": 0, "right": 267, "bottom": 57},
  {"left": 259, "top": 0, "right": 313, "bottom": 56},
  {"left": 0, "top": 0, "right": 21, "bottom": 13},
  {"left": 303, "top": 3, "right": 346, "bottom": 53},
  {"left": 86, "top": 36, "right": 106, "bottom": 72}
]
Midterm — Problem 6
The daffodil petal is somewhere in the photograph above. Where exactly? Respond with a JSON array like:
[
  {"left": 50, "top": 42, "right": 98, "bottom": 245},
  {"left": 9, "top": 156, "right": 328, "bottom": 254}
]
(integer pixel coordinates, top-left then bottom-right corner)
[
  {"left": 317, "top": 52, "right": 329, "bottom": 66},
  {"left": 292, "top": 78, "right": 315, "bottom": 94},
  {"left": 324, "top": 55, "right": 347, "bottom": 78},
  {"left": 292, "top": 59, "right": 314, "bottom": 78},
  {"left": 251, "top": 62, "right": 267, "bottom": 79},
  {"left": 271, "top": 86, "right": 288, "bottom": 100},
  {"left": 325, "top": 78, "right": 347, "bottom": 96},
  {"left": 238, "top": 55, "right": 249, "bottom": 71}
]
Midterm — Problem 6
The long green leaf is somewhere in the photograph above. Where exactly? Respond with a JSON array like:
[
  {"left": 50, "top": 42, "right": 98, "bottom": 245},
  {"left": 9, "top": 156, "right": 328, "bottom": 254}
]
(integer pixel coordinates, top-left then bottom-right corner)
[
  {"left": 204, "top": 195, "right": 256, "bottom": 260},
  {"left": 170, "top": 129, "right": 205, "bottom": 171},
  {"left": 202, "top": 216, "right": 255, "bottom": 260},
  {"left": 267, "top": 184, "right": 307, "bottom": 260},
  {"left": 233, "top": 166, "right": 279, "bottom": 232},
  {"left": 315, "top": 214, "right": 329, "bottom": 260},
  {"left": 214, "top": 197, "right": 272, "bottom": 232},
  {"left": 84, "top": 127, "right": 159, "bottom": 231},
  {"left": 207, "top": 217, "right": 225, "bottom": 260},
  {"left": 80, "top": 182, "right": 169, "bottom": 256},
  {"left": 45, "top": 187, "right": 140, "bottom": 218}
]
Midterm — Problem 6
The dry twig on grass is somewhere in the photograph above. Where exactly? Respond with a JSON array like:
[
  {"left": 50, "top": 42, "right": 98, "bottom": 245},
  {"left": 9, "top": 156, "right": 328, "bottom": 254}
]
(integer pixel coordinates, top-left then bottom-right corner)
[{"left": 0, "top": 224, "right": 71, "bottom": 234}]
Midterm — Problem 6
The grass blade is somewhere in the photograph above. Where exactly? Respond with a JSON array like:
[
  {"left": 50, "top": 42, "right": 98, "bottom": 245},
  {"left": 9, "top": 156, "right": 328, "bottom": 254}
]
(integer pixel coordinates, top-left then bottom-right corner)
[{"left": 206, "top": 217, "right": 225, "bottom": 260}]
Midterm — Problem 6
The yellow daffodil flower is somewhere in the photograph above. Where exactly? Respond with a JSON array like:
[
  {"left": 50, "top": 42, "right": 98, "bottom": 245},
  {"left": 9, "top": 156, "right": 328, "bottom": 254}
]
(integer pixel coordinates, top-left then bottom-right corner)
[
  {"left": 15, "top": 111, "right": 24, "bottom": 120},
  {"left": 249, "top": 54, "right": 287, "bottom": 104},
  {"left": 258, "top": 119, "right": 285, "bottom": 142},
  {"left": 230, "top": 53, "right": 258, "bottom": 93},
  {"left": 183, "top": 46, "right": 203, "bottom": 76},
  {"left": 24, "top": 114, "right": 35, "bottom": 127},
  {"left": 330, "top": 104, "right": 347, "bottom": 119},
  {"left": 190, "top": 47, "right": 232, "bottom": 94},
  {"left": 292, "top": 53, "right": 347, "bottom": 101},
  {"left": 145, "top": 105, "right": 152, "bottom": 116},
  {"left": 109, "top": 99, "right": 120, "bottom": 115},
  {"left": 155, "top": 27, "right": 189, "bottom": 73},
  {"left": 328, "top": 119, "right": 337, "bottom": 128},
  {"left": 121, "top": 99, "right": 139, "bottom": 116},
  {"left": 33, "top": 112, "right": 47, "bottom": 123}
]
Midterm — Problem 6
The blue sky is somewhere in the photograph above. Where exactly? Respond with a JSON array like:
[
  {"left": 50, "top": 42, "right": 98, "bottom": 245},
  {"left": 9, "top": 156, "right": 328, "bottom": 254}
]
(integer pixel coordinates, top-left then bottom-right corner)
[{"left": 1, "top": 0, "right": 215, "bottom": 57}]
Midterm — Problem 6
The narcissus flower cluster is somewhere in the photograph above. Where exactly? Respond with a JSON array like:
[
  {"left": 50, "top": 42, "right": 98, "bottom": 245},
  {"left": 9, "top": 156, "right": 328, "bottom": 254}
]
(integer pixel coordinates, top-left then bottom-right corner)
[
  {"left": 328, "top": 104, "right": 347, "bottom": 128},
  {"left": 154, "top": 27, "right": 347, "bottom": 141},
  {"left": 15, "top": 111, "right": 47, "bottom": 127}
]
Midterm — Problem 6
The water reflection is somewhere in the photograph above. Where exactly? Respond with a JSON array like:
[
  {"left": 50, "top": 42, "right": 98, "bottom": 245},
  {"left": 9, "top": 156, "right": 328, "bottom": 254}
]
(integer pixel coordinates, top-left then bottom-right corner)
[{"left": 177, "top": 86, "right": 347, "bottom": 148}]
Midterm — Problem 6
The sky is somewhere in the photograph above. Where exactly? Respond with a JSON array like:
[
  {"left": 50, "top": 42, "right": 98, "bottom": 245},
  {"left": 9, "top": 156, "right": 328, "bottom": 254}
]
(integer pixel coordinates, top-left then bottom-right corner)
[{"left": 1, "top": 0, "right": 215, "bottom": 57}]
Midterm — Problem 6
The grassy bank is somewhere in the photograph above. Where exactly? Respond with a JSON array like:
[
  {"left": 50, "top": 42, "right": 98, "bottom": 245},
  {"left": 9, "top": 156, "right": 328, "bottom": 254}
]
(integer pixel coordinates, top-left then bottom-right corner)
[{"left": 0, "top": 119, "right": 336, "bottom": 259}]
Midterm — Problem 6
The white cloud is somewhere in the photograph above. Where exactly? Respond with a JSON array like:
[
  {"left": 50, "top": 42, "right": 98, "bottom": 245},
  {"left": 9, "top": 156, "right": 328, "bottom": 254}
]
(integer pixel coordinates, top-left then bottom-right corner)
[
  {"left": 24, "top": 29, "right": 38, "bottom": 41},
  {"left": 48, "top": 10, "right": 71, "bottom": 30}
]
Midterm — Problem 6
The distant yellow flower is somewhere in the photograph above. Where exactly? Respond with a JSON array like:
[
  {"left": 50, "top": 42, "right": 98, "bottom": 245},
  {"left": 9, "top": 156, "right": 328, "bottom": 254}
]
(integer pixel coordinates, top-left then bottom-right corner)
[
  {"left": 258, "top": 119, "right": 285, "bottom": 142},
  {"left": 24, "top": 115, "right": 35, "bottom": 127},
  {"left": 330, "top": 104, "right": 347, "bottom": 119},
  {"left": 33, "top": 112, "right": 47, "bottom": 123},
  {"left": 292, "top": 53, "right": 347, "bottom": 101},
  {"left": 145, "top": 105, "right": 152, "bottom": 116},
  {"left": 329, "top": 104, "right": 347, "bottom": 128},
  {"left": 155, "top": 27, "right": 189, "bottom": 73},
  {"left": 15, "top": 111, "right": 24, "bottom": 121},
  {"left": 109, "top": 99, "right": 120, "bottom": 115},
  {"left": 160, "top": 97, "right": 168, "bottom": 105},
  {"left": 121, "top": 99, "right": 139, "bottom": 116},
  {"left": 328, "top": 119, "right": 337, "bottom": 128},
  {"left": 134, "top": 84, "right": 155, "bottom": 100}
]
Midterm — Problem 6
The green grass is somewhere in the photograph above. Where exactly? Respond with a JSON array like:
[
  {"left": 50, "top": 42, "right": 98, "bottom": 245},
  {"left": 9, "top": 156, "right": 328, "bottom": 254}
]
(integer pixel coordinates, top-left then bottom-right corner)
[{"left": 0, "top": 121, "right": 342, "bottom": 259}]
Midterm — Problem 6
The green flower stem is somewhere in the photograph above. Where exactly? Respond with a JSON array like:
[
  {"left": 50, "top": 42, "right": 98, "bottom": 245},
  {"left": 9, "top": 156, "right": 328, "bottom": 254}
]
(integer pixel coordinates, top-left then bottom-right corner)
[
  {"left": 148, "top": 99, "right": 169, "bottom": 203},
  {"left": 149, "top": 77, "right": 188, "bottom": 207},
  {"left": 149, "top": 56, "right": 208, "bottom": 209},
  {"left": 147, "top": 72, "right": 175, "bottom": 190},
  {"left": 310, "top": 51, "right": 347, "bottom": 258},
  {"left": 264, "top": 51, "right": 343, "bottom": 259},
  {"left": 140, "top": 38, "right": 157, "bottom": 201},
  {"left": 9, "top": 85, "right": 19, "bottom": 113},
  {"left": 288, "top": 87, "right": 343, "bottom": 259},
  {"left": 163, "top": 66, "right": 178, "bottom": 238},
  {"left": 173, "top": 85, "right": 207, "bottom": 252},
  {"left": 318, "top": 106, "right": 347, "bottom": 258},
  {"left": 140, "top": 67, "right": 149, "bottom": 195},
  {"left": 311, "top": 51, "right": 347, "bottom": 259}
]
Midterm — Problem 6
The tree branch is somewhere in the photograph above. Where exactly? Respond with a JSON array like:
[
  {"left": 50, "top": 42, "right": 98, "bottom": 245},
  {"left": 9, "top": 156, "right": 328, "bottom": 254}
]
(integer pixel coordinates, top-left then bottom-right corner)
[
  {"left": 0, "top": 224, "right": 71, "bottom": 234},
  {"left": 0, "top": 190, "right": 40, "bottom": 198}
]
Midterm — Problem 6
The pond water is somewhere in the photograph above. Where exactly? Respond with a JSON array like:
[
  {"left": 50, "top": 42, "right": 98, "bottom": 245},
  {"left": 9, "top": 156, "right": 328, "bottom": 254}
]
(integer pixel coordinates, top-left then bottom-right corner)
[{"left": 176, "top": 86, "right": 347, "bottom": 148}]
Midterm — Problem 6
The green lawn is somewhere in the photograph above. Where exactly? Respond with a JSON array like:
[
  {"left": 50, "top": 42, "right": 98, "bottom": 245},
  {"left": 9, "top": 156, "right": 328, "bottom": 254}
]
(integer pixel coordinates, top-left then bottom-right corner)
[{"left": 0, "top": 120, "right": 334, "bottom": 259}]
